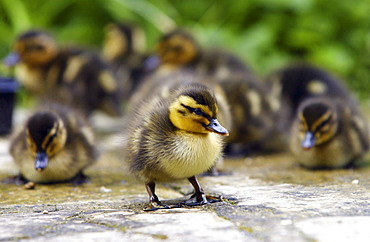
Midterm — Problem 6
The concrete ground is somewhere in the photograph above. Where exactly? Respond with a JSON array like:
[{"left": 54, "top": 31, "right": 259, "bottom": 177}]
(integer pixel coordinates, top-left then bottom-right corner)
[{"left": 1, "top": 110, "right": 370, "bottom": 242}]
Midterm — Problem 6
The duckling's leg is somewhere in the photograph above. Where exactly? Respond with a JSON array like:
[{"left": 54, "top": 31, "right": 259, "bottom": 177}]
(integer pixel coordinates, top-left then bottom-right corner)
[
  {"left": 144, "top": 182, "right": 171, "bottom": 211},
  {"left": 182, "top": 176, "right": 221, "bottom": 206},
  {"left": 1, "top": 174, "right": 28, "bottom": 185},
  {"left": 69, "top": 172, "right": 91, "bottom": 185}
]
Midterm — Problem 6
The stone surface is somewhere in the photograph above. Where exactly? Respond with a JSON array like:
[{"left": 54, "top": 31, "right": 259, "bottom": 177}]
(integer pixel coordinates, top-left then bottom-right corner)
[{"left": 1, "top": 109, "right": 370, "bottom": 241}]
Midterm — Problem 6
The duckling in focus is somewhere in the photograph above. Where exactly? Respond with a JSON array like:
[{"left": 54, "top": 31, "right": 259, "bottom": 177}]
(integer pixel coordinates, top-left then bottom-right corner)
[
  {"left": 128, "top": 70, "right": 232, "bottom": 128},
  {"left": 102, "top": 22, "right": 148, "bottom": 100},
  {"left": 4, "top": 29, "right": 122, "bottom": 116},
  {"left": 290, "top": 97, "right": 369, "bottom": 169},
  {"left": 123, "top": 83, "right": 229, "bottom": 210},
  {"left": 150, "top": 29, "right": 250, "bottom": 79},
  {"left": 7, "top": 103, "right": 99, "bottom": 185}
]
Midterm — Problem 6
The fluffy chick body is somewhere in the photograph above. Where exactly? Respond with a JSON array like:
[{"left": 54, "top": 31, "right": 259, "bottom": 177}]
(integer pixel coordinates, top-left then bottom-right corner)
[
  {"left": 152, "top": 29, "right": 250, "bottom": 79},
  {"left": 265, "top": 63, "right": 351, "bottom": 125},
  {"left": 102, "top": 22, "right": 148, "bottom": 101},
  {"left": 123, "top": 83, "right": 228, "bottom": 209},
  {"left": 124, "top": 84, "right": 226, "bottom": 182},
  {"left": 5, "top": 30, "right": 121, "bottom": 116},
  {"left": 9, "top": 104, "right": 99, "bottom": 184},
  {"left": 218, "top": 73, "right": 283, "bottom": 152},
  {"left": 290, "top": 97, "right": 369, "bottom": 169}
]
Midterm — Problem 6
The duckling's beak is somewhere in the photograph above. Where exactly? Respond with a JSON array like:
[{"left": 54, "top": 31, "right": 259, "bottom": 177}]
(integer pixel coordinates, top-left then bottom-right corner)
[
  {"left": 301, "top": 132, "right": 316, "bottom": 150},
  {"left": 34, "top": 152, "right": 48, "bottom": 172},
  {"left": 206, "top": 119, "right": 229, "bottom": 136},
  {"left": 142, "top": 55, "right": 160, "bottom": 72},
  {"left": 3, "top": 52, "right": 20, "bottom": 66}
]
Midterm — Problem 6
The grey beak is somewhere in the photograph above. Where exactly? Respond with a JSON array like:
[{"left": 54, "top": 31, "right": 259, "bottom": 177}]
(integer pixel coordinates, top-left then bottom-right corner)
[
  {"left": 301, "top": 132, "right": 316, "bottom": 150},
  {"left": 206, "top": 118, "right": 229, "bottom": 136},
  {"left": 35, "top": 152, "right": 48, "bottom": 172}
]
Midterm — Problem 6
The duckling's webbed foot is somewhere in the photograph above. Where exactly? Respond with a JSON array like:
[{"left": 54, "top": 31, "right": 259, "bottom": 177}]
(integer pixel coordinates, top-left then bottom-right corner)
[
  {"left": 182, "top": 176, "right": 222, "bottom": 206},
  {"left": 144, "top": 182, "right": 172, "bottom": 211},
  {"left": 144, "top": 201, "right": 171, "bottom": 211},
  {"left": 182, "top": 192, "right": 207, "bottom": 206},
  {"left": 183, "top": 193, "right": 222, "bottom": 206}
]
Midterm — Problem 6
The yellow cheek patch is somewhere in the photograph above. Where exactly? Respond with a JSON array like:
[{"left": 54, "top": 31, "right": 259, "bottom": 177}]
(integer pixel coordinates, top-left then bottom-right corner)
[
  {"left": 41, "top": 122, "right": 59, "bottom": 150},
  {"left": 48, "top": 127, "right": 67, "bottom": 157},
  {"left": 169, "top": 96, "right": 215, "bottom": 134},
  {"left": 26, "top": 129, "right": 37, "bottom": 156},
  {"left": 313, "top": 112, "right": 337, "bottom": 145},
  {"left": 311, "top": 111, "right": 334, "bottom": 132}
]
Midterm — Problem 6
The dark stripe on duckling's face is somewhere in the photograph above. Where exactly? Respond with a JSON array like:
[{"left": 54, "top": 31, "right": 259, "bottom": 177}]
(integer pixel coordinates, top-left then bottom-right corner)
[
  {"left": 179, "top": 85, "right": 218, "bottom": 116},
  {"left": 156, "top": 31, "right": 198, "bottom": 65},
  {"left": 298, "top": 101, "right": 338, "bottom": 149},
  {"left": 11, "top": 30, "right": 58, "bottom": 66},
  {"left": 169, "top": 92, "right": 228, "bottom": 136},
  {"left": 181, "top": 104, "right": 211, "bottom": 120},
  {"left": 41, "top": 122, "right": 59, "bottom": 151},
  {"left": 180, "top": 103, "right": 228, "bottom": 135},
  {"left": 26, "top": 112, "right": 67, "bottom": 171},
  {"left": 27, "top": 112, "right": 59, "bottom": 150}
]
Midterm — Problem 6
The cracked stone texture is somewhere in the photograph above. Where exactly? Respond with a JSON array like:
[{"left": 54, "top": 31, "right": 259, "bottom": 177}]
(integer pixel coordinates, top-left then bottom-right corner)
[{"left": 1, "top": 109, "right": 370, "bottom": 241}]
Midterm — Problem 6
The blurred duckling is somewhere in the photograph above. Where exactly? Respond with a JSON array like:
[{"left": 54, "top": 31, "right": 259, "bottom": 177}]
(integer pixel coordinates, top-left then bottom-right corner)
[
  {"left": 290, "top": 96, "right": 369, "bottom": 169},
  {"left": 265, "top": 63, "right": 351, "bottom": 125},
  {"left": 123, "top": 83, "right": 229, "bottom": 210},
  {"left": 8, "top": 103, "right": 99, "bottom": 185},
  {"left": 4, "top": 29, "right": 122, "bottom": 116},
  {"left": 102, "top": 22, "right": 149, "bottom": 100},
  {"left": 218, "top": 73, "right": 287, "bottom": 155},
  {"left": 150, "top": 29, "right": 250, "bottom": 79}
]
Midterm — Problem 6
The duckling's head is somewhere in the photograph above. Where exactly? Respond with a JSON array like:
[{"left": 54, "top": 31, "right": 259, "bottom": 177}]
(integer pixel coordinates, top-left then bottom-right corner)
[
  {"left": 4, "top": 30, "right": 58, "bottom": 67},
  {"left": 26, "top": 112, "right": 67, "bottom": 172},
  {"left": 155, "top": 30, "right": 199, "bottom": 66},
  {"left": 297, "top": 99, "right": 338, "bottom": 150},
  {"left": 102, "top": 23, "right": 146, "bottom": 61},
  {"left": 169, "top": 84, "right": 229, "bottom": 136}
]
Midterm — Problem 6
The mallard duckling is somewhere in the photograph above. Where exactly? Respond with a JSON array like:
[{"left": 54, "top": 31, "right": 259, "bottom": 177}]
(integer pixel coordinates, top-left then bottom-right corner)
[
  {"left": 8, "top": 103, "right": 99, "bottom": 184},
  {"left": 151, "top": 29, "right": 250, "bottom": 79},
  {"left": 128, "top": 69, "right": 232, "bottom": 125},
  {"left": 265, "top": 63, "right": 351, "bottom": 124},
  {"left": 4, "top": 29, "right": 122, "bottom": 116},
  {"left": 102, "top": 22, "right": 148, "bottom": 100},
  {"left": 290, "top": 97, "right": 369, "bottom": 169},
  {"left": 123, "top": 83, "right": 229, "bottom": 210},
  {"left": 217, "top": 73, "right": 287, "bottom": 155}
]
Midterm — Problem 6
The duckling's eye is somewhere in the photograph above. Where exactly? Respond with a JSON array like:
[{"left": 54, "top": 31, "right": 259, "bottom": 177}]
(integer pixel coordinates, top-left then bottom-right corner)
[
  {"left": 25, "top": 45, "right": 44, "bottom": 52},
  {"left": 316, "top": 114, "right": 332, "bottom": 132},
  {"left": 193, "top": 108, "right": 203, "bottom": 115},
  {"left": 181, "top": 104, "right": 210, "bottom": 118},
  {"left": 172, "top": 45, "right": 182, "bottom": 51}
]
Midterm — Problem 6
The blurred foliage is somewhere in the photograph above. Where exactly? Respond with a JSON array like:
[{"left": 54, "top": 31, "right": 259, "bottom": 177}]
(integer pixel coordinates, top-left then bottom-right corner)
[{"left": 0, "top": 0, "right": 369, "bottom": 99}]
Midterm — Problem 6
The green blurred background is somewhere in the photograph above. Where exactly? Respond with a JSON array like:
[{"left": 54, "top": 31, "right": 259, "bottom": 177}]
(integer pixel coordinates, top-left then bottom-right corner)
[{"left": 0, "top": 0, "right": 369, "bottom": 99}]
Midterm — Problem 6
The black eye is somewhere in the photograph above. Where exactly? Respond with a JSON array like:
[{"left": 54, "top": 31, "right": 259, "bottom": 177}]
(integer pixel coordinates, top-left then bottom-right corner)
[
  {"left": 193, "top": 108, "right": 202, "bottom": 115},
  {"left": 314, "top": 114, "right": 333, "bottom": 133},
  {"left": 25, "top": 45, "right": 44, "bottom": 52}
]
